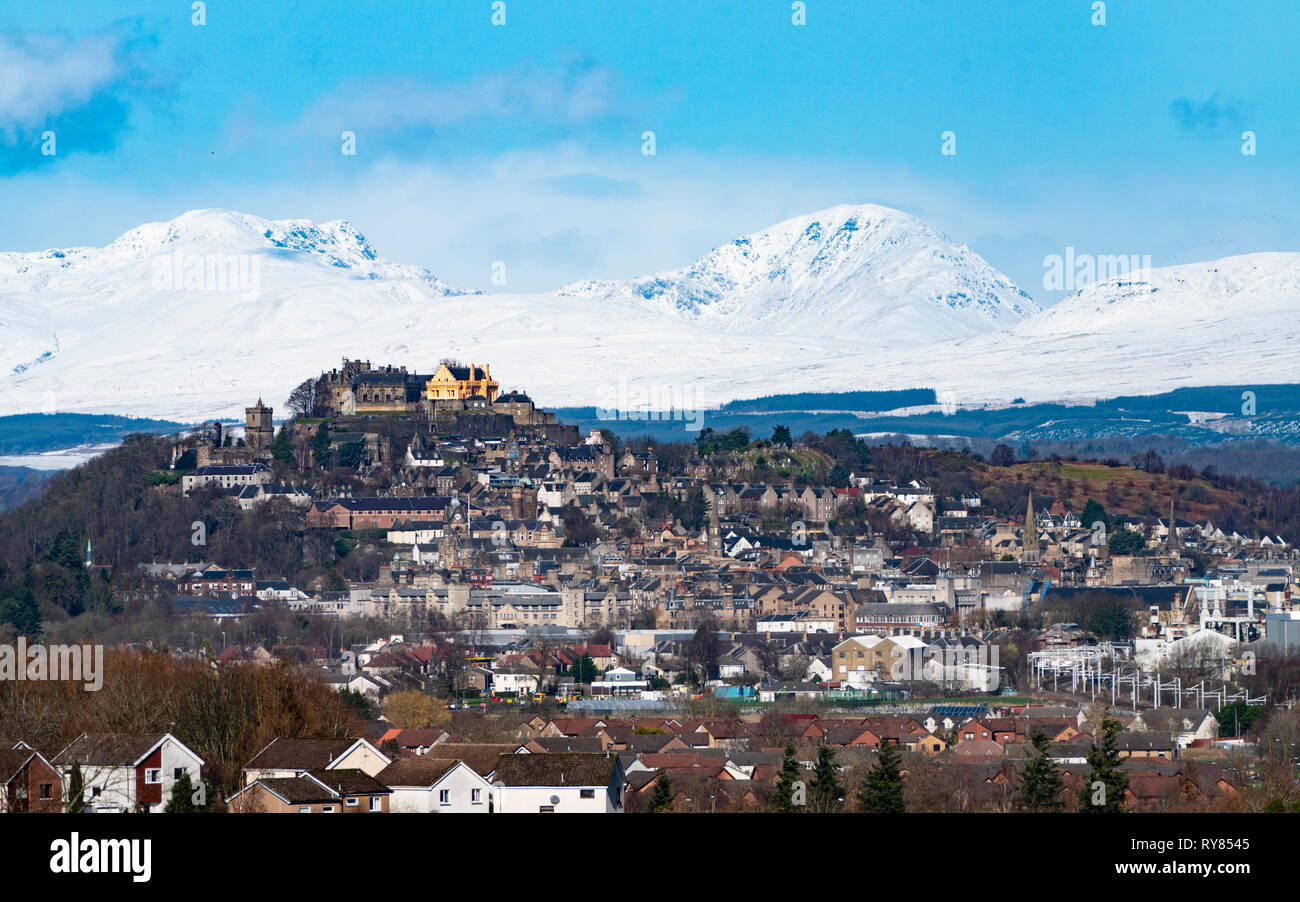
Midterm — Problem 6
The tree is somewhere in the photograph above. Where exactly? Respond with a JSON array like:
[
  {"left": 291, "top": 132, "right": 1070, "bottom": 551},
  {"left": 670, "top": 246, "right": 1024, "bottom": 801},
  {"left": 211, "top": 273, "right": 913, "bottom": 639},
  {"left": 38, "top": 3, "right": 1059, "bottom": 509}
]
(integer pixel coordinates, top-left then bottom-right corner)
[
  {"left": 685, "top": 617, "right": 722, "bottom": 686},
  {"left": 768, "top": 745, "right": 802, "bottom": 813},
  {"left": 1018, "top": 732, "right": 1064, "bottom": 811},
  {"left": 1089, "top": 599, "right": 1136, "bottom": 641},
  {"left": 648, "top": 771, "right": 674, "bottom": 812},
  {"left": 338, "top": 688, "right": 375, "bottom": 720},
  {"left": 271, "top": 425, "right": 295, "bottom": 467},
  {"left": 572, "top": 653, "right": 598, "bottom": 684},
  {"left": 809, "top": 745, "right": 844, "bottom": 812},
  {"left": 0, "top": 580, "right": 42, "bottom": 637},
  {"left": 1218, "top": 700, "right": 1266, "bottom": 737},
  {"left": 991, "top": 444, "right": 1016, "bottom": 467},
  {"left": 383, "top": 690, "right": 447, "bottom": 729},
  {"left": 858, "top": 742, "right": 905, "bottom": 813},
  {"left": 165, "top": 771, "right": 214, "bottom": 813},
  {"left": 1079, "top": 714, "right": 1129, "bottom": 813},
  {"left": 311, "top": 422, "right": 332, "bottom": 468},
  {"left": 1108, "top": 528, "right": 1146, "bottom": 556},
  {"left": 337, "top": 441, "right": 365, "bottom": 470},
  {"left": 286, "top": 379, "right": 317, "bottom": 417},
  {"left": 1079, "top": 499, "right": 1108, "bottom": 532},
  {"left": 772, "top": 425, "right": 792, "bottom": 447},
  {"left": 67, "top": 762, "right": 85, "bottom": 814}
]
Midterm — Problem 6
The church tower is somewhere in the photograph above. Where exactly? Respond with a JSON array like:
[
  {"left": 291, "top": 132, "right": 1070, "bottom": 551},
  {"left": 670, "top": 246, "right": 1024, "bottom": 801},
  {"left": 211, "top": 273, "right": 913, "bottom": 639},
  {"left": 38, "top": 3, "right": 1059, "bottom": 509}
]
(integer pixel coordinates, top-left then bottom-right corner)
[
  {"left": 1022, "top": 491, "right": 1040, "bottom": 563},
  {"left": 244, "top": 399, "right": 274, "bottom": 452}
]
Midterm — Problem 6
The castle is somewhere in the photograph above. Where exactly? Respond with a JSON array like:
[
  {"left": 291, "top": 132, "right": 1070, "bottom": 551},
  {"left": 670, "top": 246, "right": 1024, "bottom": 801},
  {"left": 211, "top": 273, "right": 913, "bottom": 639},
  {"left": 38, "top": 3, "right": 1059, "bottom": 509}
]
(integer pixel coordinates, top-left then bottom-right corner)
[
  {"left": 313, "top": 357, "right": 554, "bottom": 426},
  {"left": 244, "top": 399, "right": 274, "bottom": 451}
]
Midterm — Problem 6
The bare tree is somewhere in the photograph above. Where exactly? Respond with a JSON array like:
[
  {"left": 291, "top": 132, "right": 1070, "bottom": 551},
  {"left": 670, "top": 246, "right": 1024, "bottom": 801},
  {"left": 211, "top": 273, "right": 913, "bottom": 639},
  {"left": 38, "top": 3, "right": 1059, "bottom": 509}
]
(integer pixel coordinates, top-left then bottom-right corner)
[{"left": 286, "top": 379, "right": 317, "bottom": 418}]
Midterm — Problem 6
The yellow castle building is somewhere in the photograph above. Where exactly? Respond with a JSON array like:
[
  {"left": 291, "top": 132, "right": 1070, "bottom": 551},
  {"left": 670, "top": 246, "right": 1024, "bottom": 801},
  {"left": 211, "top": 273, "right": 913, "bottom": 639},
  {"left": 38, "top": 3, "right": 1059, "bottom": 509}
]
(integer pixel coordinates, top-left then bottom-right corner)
[{"left": 424, "top": 362, "right": 500, "bottom": 402}]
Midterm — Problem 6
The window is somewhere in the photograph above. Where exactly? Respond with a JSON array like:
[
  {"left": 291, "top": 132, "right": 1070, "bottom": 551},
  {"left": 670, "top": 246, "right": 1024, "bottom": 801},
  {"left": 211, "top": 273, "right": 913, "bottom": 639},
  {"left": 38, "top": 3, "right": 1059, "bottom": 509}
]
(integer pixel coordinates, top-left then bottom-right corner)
[
  {"left": 322, "top": 805, "right": 335, "bottom": 813},
  {"left": 579, "top": 789, "right": 595, "bottom": 799},
  {"left": 145, "top": 769, "right": 162, "bottom": 784},
  {"left": 39, "top": 784, "right": 52, "bottom": 800},
  {"left": 174, "top": 767, "right": 186, "bottom": 780},
  {"left": 539, "top": 805, "right": 555, "bottom": 813},
  {"left": 300, "top": 807, "right": 311, "bottom": 813},
  {"left": 439, "top": 789, "right": 450, "bottom": 805},
  {"left": 370, "top": 797, "right": 382, "bottom": 811},
  {"left": 471, "top": 788, "right": 482, "bottom": 804},
  {"left": 346, "top": 797, "right": 358, "bottom": 807}
]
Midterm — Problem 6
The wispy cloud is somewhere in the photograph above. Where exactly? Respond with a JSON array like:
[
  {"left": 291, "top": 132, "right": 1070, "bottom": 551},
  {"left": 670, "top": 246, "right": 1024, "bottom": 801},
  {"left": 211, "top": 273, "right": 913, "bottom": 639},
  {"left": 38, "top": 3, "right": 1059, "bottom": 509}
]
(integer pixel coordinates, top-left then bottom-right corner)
[
  {"left": 291, "top": 58, "right": 622, "bottom": 139},
  {"left": 0, "top": 26, "right": 153, "bottom": 174}
]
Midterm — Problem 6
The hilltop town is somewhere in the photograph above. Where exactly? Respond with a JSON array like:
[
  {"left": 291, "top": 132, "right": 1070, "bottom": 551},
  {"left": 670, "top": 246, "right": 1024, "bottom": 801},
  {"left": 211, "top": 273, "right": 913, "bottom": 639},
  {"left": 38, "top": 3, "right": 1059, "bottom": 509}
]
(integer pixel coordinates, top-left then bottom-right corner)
[{"left": 1, "top": 356, "right": 1299, "bottom": 815}]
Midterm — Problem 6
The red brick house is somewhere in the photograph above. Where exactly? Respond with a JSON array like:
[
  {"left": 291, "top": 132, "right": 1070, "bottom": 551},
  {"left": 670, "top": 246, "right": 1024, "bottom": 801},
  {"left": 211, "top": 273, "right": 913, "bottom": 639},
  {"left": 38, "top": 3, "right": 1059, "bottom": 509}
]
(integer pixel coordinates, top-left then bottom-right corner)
[{"left": 0, "top": 747, "right": 62, "bottom": 813}]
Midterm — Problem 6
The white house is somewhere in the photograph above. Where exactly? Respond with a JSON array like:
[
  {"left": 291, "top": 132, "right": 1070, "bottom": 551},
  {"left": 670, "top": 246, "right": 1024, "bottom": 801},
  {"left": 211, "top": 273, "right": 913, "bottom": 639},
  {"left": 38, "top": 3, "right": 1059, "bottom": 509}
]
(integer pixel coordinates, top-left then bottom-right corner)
[
  {"left": 590, "top": 666, "right": 649, "bottom": 698},
  {"left": 492, "top": 752, "right": 626, "bottom": 813},
  {"left": 53, "top": 733, "right": 205, "bottom": 813},
  {"left": 242, "top": 737, "right": 390, "bottom": 785},
  {"left": 378, "top": 758, "right": 494, "bottom": 813},
  {"left": 491, "top": 668, "right": 540, "bottom": 696}
]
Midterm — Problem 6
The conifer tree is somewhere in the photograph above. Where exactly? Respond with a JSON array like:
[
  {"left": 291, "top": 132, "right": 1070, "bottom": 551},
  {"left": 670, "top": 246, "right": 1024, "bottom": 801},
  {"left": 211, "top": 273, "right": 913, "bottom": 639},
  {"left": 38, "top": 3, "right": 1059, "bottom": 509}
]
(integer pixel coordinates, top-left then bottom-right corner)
[
  {"left": 809, "top": 744, "right": 844, "bottom": 812},
  {"left": 648, "top": 771, "right": 674, "bottom": 813},
  {"left": 67, "top": 762, "right": 85, "bottom": 814},
  {"left": 1079, "top": 714, "right": 1129, "bottom": 813},
  {"left": 768, "top": 745, "right": 802, "bottom": 812},
  {"left": 858, "top": 741, "right": 905, "bottom": 813},
  {"left": 1018, "top": 731, "right": 1064, "bottom": 811}
]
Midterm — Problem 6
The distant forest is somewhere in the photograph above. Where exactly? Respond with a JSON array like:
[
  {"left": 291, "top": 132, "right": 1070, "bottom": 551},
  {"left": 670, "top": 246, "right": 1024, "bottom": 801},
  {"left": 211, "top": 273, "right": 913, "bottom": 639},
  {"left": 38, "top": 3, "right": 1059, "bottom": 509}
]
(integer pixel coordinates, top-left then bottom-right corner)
[
  {"left": 0, "top": 412, "right": 186, "bottom": 455},
  {"left": 717, "top": 388, "right": 937, "bottom": 413}
]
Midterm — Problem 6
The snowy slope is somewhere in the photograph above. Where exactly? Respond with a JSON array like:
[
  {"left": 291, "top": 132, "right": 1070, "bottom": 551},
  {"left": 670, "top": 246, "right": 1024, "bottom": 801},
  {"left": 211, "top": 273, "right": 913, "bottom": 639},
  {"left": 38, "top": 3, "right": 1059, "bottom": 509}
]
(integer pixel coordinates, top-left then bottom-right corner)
[
  {"left": 559, "top": 203, "right": 1039, "bottom": 342},
  {"left": 863, "top": 252, "right": 1300, "bottom": 405},
  {"left": 0, "top": 209, "right": 862, "bottom": 420},
  {"left": 1, "top": 207, "right": 1296, "bottom": 423}
]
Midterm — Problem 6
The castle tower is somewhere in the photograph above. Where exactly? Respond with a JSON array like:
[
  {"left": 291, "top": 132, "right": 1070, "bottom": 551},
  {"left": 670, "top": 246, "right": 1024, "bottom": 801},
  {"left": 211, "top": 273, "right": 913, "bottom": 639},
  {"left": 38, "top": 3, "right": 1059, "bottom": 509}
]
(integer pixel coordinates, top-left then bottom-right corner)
[
  {"left": 1022, "top": 491, "right": 1040, "bottom": 563},
  {"left": 245, "top": 399, "right": 274, "bottom": 453}
]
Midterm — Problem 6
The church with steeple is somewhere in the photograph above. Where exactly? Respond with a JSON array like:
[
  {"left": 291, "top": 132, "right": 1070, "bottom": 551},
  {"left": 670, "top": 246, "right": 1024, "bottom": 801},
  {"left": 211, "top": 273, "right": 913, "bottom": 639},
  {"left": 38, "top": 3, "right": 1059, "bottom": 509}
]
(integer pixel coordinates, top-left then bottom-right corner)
[{"left": 1021, "top": 491, "right": 1040, "bottom": 563}]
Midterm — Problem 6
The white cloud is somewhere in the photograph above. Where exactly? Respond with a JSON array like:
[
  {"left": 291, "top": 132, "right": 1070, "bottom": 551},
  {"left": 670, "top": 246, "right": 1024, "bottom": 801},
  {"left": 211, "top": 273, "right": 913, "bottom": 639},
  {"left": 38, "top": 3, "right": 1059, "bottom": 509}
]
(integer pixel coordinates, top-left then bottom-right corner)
[
  {"left": 290, "top": 60, "right": 621, "bottom": 138},
  {"left": 0, "top": 31, "right": 124, "bottom": 139}
]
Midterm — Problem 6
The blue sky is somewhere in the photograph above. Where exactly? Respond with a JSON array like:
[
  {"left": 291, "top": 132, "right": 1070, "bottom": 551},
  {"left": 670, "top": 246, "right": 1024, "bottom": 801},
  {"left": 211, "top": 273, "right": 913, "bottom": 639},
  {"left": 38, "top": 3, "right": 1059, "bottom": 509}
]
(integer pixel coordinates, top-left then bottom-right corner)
[{"left": 1, "top": 0, "right": 1296, "bottom": 299}]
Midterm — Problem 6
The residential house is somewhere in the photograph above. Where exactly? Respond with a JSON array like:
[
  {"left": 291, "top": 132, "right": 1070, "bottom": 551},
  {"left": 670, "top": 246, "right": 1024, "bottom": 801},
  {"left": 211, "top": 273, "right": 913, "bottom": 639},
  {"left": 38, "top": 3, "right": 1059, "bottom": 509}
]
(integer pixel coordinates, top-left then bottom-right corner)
[{"left": 53, "top": 733, "right": 205, "bottom": 813}]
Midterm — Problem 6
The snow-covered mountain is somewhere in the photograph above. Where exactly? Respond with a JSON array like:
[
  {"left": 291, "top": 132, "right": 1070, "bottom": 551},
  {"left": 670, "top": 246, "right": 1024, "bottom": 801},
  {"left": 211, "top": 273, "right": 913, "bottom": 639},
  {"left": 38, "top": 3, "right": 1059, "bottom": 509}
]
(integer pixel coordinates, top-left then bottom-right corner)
[
  {"left": 560, "top": 203, "right": 1039, "bottom": 342},
  {"left": 1, "top": 206, "right": 1296, "bottom": 423},
  {"left": 859, "top": 251, "right": 1300, "bottom": 405}
]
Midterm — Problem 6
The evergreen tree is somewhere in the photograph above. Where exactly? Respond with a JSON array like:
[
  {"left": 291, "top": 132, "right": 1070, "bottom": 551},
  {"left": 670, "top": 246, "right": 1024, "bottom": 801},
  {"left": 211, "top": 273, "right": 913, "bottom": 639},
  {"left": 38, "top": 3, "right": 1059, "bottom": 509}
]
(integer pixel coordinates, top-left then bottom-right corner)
[
  {"left": 648, "top": 771, "right": 674, "bottom": 813},
  {"left": 1079, "top": 498, "right": 1108, "bottom": 532},
  {"left": 1018, "top": 732, "right": 1064, "bottom": 811},
  {"left": 572, "top": 653, "right": 598, "bottom": 684},
  {"left": 858, "top": 742, "right": 905, "bottom": 813},
  {"left": 311, "top": 422, "right": 332, "bottom": 467},
  {"left": 271, "top": 425, "right": 295, "bottom": 467},
  {"left": 67, "top": 762, "right": 85, "bottom": 813},
  {"left": 809, "top": 744, "right": 844, "bottom": 812},
  {"left": 165, "top": 771, "right": 214, "bottom": 813},
  {"left": 1079, "top": 715, "right": 1129, "bottom": 813},
  {"left": 0, "top": 580, "right": 42, "bottom": 637},
  {"left": 768, "top": 745, "right": 802, "bottom": 813}
]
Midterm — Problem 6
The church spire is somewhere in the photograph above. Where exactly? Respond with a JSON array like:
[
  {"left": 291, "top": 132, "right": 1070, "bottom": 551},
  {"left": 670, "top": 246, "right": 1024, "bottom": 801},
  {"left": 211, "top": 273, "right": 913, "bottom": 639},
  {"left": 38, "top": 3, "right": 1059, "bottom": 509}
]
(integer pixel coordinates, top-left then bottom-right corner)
[{"left": 1023, "top": 491, "right": 1040, "bottom": 563}]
